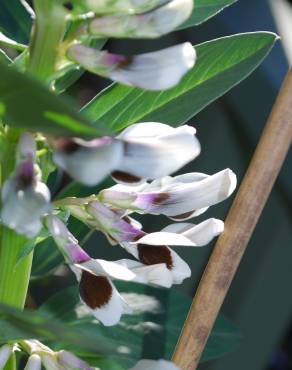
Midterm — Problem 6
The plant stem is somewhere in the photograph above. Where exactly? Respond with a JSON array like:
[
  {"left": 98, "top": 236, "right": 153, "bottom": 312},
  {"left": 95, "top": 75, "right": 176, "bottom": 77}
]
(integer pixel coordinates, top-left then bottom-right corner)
[
  {"left": 0, "top": 227, "right": 33, "bottom": 308},
  {"left": 29, "top": 0, "right": 66, "bottom": 82},
  {"left": 172, "top": 68, "right": 292, "bottom": 370}
]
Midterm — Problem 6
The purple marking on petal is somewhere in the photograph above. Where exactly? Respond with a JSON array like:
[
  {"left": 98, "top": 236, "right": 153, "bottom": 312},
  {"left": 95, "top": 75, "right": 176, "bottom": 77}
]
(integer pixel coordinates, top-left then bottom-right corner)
[
  {"left": 114, "top": 218, "right": 145, "bottom": 243},
  {"left": 104, "top": 53, "right": 129, "bottom": 66},
  {"left": 66, "top": 243, "right": 91, "bottom": 264},
  {"left": 16, "top": 159, "right": 35, "bottom": 190}
]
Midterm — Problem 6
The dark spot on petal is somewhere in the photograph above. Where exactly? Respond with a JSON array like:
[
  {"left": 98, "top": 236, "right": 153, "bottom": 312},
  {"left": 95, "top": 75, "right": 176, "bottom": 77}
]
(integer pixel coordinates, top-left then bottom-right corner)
[
  {"left": 63, "top": 2, "right": 73, "bottom": 10},
  {"left": 112, "top": 171, "right": 141, "bottom": 184},
  {"left": 57, "top": 139, "right": 80, "bottom": 154},
  {"left": 79, "top": 271, "right": 112, "bottom": 309},
  {"left": 171, "top": 211, "right": 195, "bottom": 220},
  {"left": 137, "top": 244, "right": 173, "bottom": 270},
  {"left": 117, "top": 56, "right": 134, "bottom": 68},
  {"left": 16, "top": 160, "right": 35, "bottom": 190},
  {"left": 153, "top": 192, "right": 170, "bottom": 204}
]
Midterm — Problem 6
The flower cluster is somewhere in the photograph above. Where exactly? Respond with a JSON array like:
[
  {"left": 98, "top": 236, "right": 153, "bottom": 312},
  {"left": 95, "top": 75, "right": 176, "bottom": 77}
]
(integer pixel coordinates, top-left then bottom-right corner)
[
  {"left": 0, "top": 341, "right": 178, "bottom": 370},
  {"left": 1, "top": 127, "right": 236, "bottom": 327}
]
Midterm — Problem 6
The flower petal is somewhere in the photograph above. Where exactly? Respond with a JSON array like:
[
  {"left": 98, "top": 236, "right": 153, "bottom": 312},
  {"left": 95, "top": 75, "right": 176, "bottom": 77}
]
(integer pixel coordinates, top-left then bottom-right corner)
[
  {"left": 58, "top": 350, "right": 93, "bottom": 370},
  {"left": 89, "top": 0, "right": 193, "bottom": 38},
  {"left": 162, "top": 218, "right": 224, "bottom": 245},
  {"left": 116, "top": 259, "right": 173, "bottom": 288},
  {"left": 24, "top": 355, "right": 42, "bottom": 370},
  {"left": 75, "top": 258, "right": 137, "bottom": 281},
  {"left": 67, "top": 43, "right": 196, "bottom": 91},
  {"left": 130, "top": 359, "right": 179, "bottom": 370},
  {"left": 53, "top": 137, "right": 123, "bottom": 186},
  {"left": 79, "top": 270, "right": 130, "bottom": 326},
  {"left": 47, "top": 215, "right": 91, "bottom": 264},
  {"left": 1, "top": 178, "right": 51, "bottom": 238},
  {"left": 116, "top": 123, "right": 200, "bottom": 180}
]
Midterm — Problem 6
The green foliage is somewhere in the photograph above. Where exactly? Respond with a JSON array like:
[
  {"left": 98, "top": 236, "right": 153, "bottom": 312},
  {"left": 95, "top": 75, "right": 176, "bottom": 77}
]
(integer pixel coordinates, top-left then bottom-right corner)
[
  {"left": 83, "top": 32, "right": 277, "bottom": 132},
  {"left": 0, "top": 303, "right": 114, "bottom": 354},
  {"left": 0, "top": 61, "right": 105, "bottom": 137},
  {"left": 38, "top": 283, "right": 241, "bottom": 367},
  {"left": 180, "top": 0, "right": 238, "bottom": 29}
]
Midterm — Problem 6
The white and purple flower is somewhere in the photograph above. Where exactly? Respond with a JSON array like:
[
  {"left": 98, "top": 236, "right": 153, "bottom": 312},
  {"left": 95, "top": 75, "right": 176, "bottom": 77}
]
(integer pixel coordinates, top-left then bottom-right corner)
[
  {"left": 67, "top": 43, "right": 196, "bottom": 91},
  {"left": 0, "top": 133, "right": 51, "bottom": 238},
  {"left": 53, "top": 122, "right": 200, "bottom": 186},
  {"left": 100, "top": 169, "right": 237, "bottom": 220}
]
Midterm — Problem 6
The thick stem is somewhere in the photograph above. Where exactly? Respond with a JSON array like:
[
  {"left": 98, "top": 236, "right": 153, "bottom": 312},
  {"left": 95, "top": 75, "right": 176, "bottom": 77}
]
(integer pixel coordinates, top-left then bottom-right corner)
[
  {"left": 28, "top": 0, "right": 66, "bottom": 81},
  {"left": 0, "top": 229, "right": 33, "bottom": 308},
  {"left": 172, "top": 69, "right": 292, "bottom": 369}
]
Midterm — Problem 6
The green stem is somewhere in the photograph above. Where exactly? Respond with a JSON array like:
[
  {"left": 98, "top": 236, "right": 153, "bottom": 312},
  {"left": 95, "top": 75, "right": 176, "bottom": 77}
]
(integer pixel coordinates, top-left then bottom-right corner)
[
  {"left": 0, "top": 228, "right": 33, "bottom": 307},
  {"left": 29, "top": 0, "right": 67, "bottom": 82}
]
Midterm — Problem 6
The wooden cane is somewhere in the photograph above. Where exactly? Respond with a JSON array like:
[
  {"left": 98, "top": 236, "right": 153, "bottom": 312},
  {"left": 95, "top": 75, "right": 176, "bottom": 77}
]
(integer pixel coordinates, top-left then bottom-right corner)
[{"left": 172, "top": 68, "right": 292, "bottom": 370}]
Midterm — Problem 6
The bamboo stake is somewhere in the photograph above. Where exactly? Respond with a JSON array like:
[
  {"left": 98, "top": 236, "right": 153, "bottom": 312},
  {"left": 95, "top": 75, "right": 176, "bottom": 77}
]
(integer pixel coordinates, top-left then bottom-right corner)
[{"left": 172, "top": 69, "right": 292, "bottom": 370}]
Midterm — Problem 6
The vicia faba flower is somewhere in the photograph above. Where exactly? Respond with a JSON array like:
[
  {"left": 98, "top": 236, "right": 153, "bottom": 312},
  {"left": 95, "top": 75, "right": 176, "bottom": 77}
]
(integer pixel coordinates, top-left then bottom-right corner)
[
  {"left": 67, "top": 42, "right": 196, "bottom": 91},
  {"left": 0, "top": 344, "right": 14, "bottom": 370},
  {"left": 130, "top": 359, "right": 179, "bottom": 370},
  {"left": 22, "top": 340, "right": 93, "bottom": 370},
  {"left": 86, "top": 201, "right": 224, "bottom": 284},
  {"left": 53, "top": 122, "right": 200, "bottom": 186},
  {"left": 100, "top": 168, "right": 237, "bottom": 220},
  {"left": 0, "top": 133, "right": 51, "bottom": 238},
  {"left": 47, "top": 215, "right": 172, "bottom": 325},
  {"left": 89, "top": 0, "right": 193, "bottom": 39}
]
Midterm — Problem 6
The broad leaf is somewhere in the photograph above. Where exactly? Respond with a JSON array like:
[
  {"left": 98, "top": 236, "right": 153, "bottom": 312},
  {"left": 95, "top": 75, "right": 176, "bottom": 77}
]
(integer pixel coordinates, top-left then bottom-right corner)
[
  {"left": 0, "top": 303, "right": 114, "bottom": 354},
  {"left": 39, "top": 283, "right": 241, "bottom": 367},
  {"left": 180, "top": 0, "right": 237, "bottom": 29},
  {"left": 83, "top": 32, "right": 277, "bottom": 131},
  {"left": 0, "top": 61, "right": 106, "bottom": 137}
]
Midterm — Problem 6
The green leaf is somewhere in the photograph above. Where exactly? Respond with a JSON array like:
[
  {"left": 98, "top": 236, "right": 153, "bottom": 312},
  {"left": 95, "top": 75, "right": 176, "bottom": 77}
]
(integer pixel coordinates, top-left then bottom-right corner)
[
  {"left": 180, "top": 0, "right": 238, "bottom": 29},
  {"left": 0, "top": 303, "right": 114, "bottom": 355},
  {"left": 39, "top": 283, "right": 241, "bottom": 367},
  {"left": 83, "top": 32, "right": 277, "bottom": 131},
  {"left": 0, "top": 61, "right": 107, "bottom": 137},
  {"left": 0, "top": 0, "right": 32, "bottom": 43}
]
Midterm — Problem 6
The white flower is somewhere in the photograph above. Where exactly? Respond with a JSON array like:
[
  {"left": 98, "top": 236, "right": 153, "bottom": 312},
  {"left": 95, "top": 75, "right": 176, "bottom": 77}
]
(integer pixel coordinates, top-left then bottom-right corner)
[
  {"left": 47, "top": 215, "right": 172, "bottom": 325},
  {"left": 22, "top": 340, "right": 93, "bottom": 370},
  {"left": 101, "top": 169, "right": 236, "bottom": 219},
  {"left": 53, "top": 137, "right": 123, "bottom": 186},
  {"left": 130, "top": 359, "right": 179, "bottom": 370},
  {"left": 86, "top": 201, "right": 223, "bottom": 284},
  {"left": 114, "top": 122, "right": 200, "bottom": 182},
  {"left": 0, "top": 133, "right": 51, "bottom": 238},
  {"left": 67, "top": 43, "right": 196, "bottom": 91},
  {"left": 53, "top": 123, "right": 200, "bottom": 186},
  {"left": 89, "top": 0, "right": 193, "bottom": 39}
]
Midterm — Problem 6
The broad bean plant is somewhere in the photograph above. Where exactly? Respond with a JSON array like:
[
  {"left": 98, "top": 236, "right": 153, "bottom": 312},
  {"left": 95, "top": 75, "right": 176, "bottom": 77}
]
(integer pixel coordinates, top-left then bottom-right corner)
[{"left": 0, "top": 0, "right": 276, "bottom": 369}]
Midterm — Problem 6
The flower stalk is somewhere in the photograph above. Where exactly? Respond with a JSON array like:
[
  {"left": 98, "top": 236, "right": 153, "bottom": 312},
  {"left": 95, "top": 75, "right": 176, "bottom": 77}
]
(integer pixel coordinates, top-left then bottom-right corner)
[{"left": 28, "top": 0, "right": 67, "bottom": 82}]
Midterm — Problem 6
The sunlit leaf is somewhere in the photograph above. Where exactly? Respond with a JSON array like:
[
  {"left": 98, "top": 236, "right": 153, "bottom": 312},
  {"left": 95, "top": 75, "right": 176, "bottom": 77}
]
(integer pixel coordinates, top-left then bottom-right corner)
[{"left": 83, "top": 32, "right": 277, "bottom": 131}]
